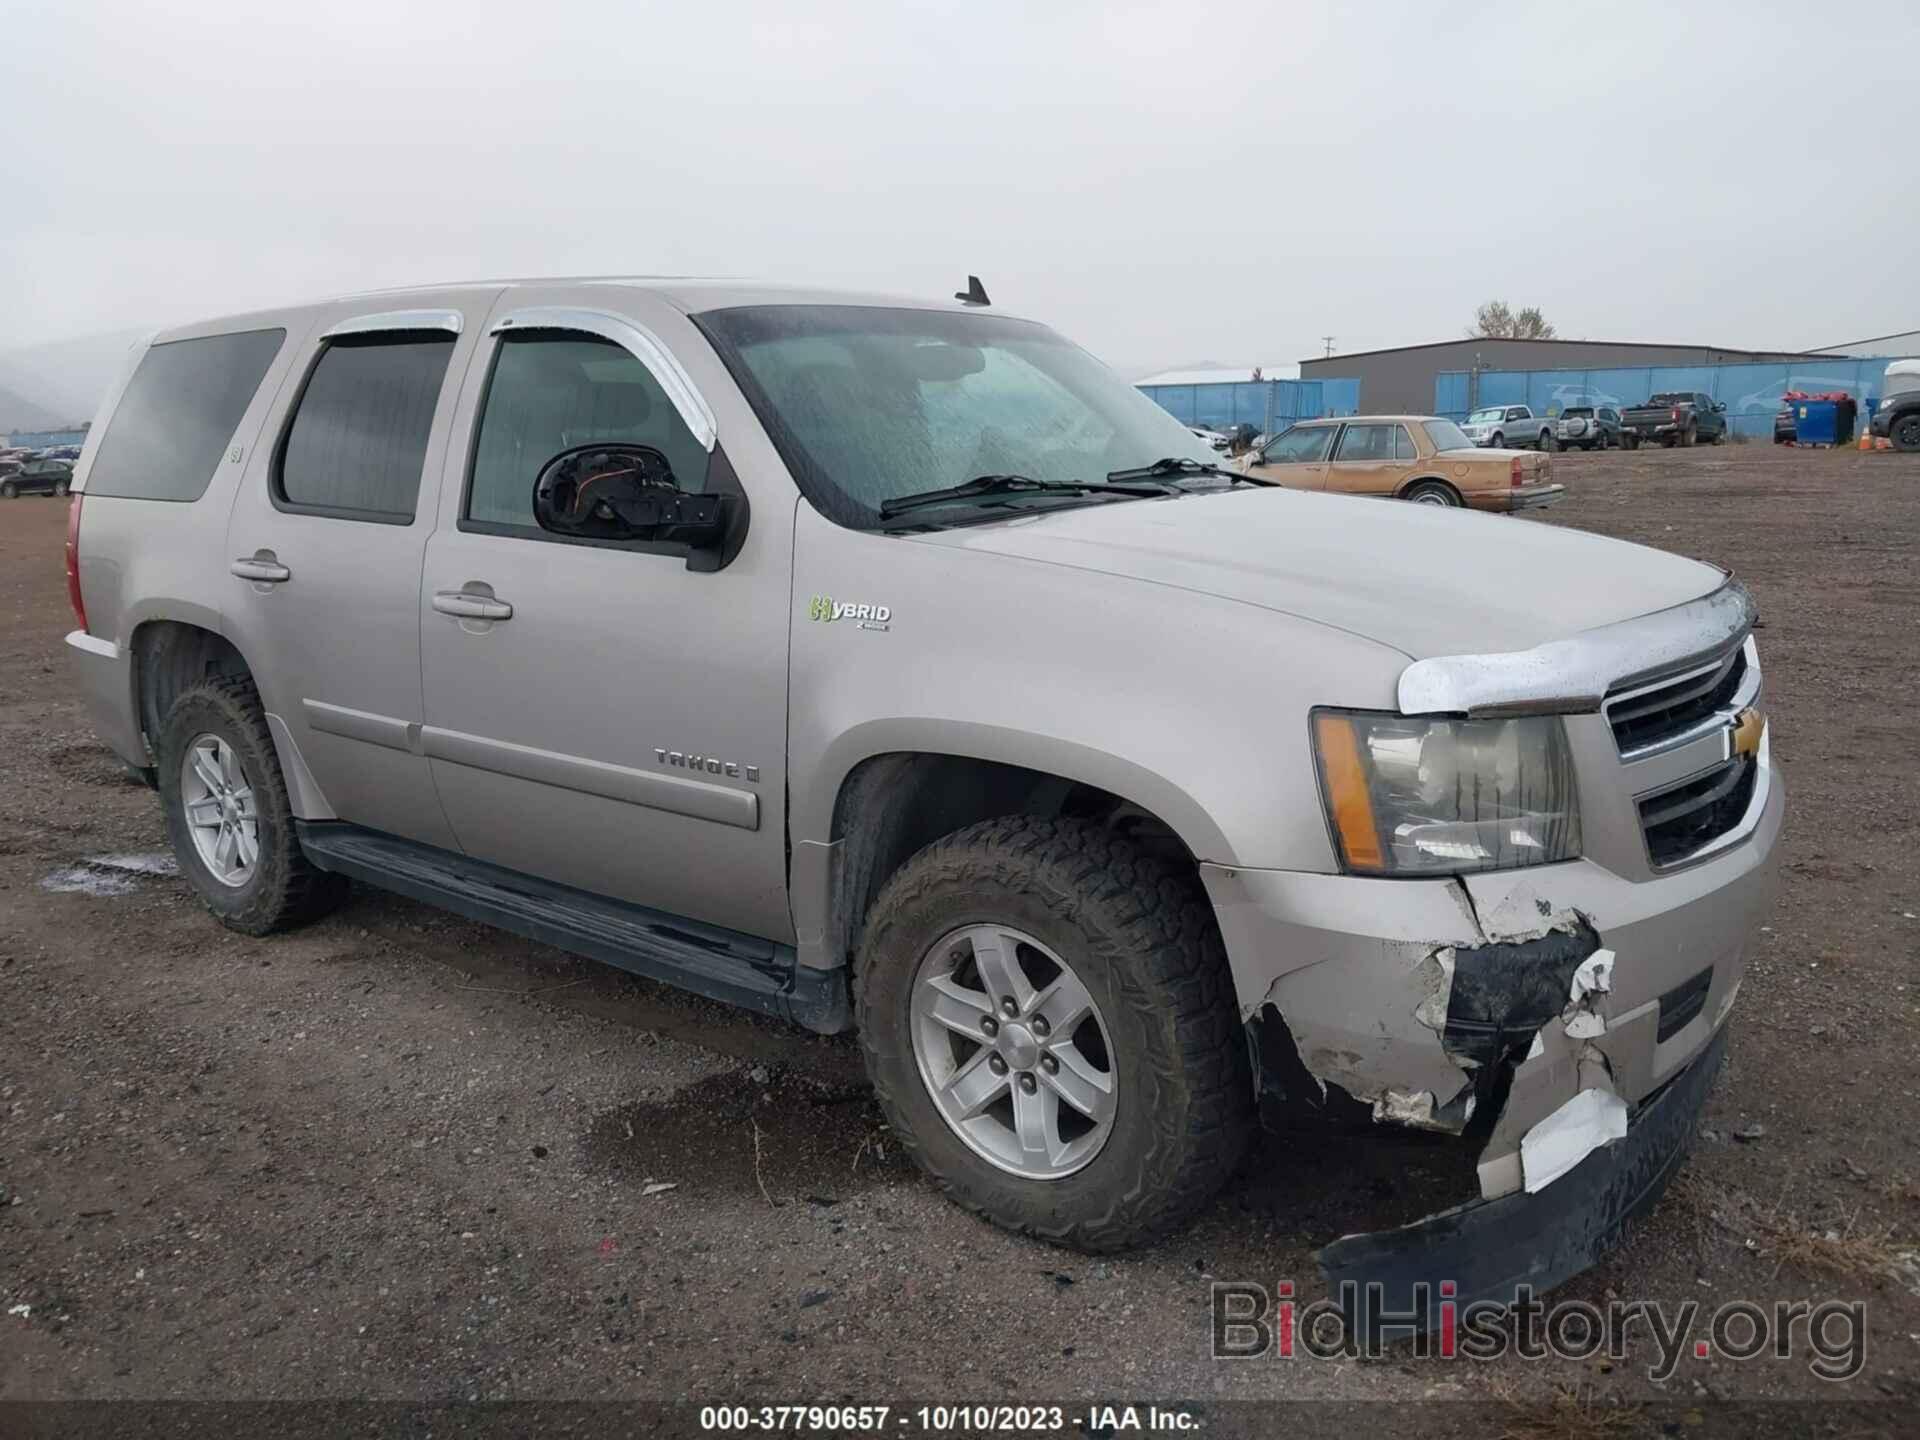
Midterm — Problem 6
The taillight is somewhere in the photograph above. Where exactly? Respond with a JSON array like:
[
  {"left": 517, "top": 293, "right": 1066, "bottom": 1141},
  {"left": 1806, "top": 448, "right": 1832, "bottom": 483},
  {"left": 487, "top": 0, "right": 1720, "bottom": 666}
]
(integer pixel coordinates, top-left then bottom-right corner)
[
  {"left": 1510, "top": 457, "right": 1525, "bottom": 488},
  {"left": 1672, "top": 406, "right": 1684, "bottom": 423},
  {"left": 65, "top": 494, "right": 87, "bottom": 633}
]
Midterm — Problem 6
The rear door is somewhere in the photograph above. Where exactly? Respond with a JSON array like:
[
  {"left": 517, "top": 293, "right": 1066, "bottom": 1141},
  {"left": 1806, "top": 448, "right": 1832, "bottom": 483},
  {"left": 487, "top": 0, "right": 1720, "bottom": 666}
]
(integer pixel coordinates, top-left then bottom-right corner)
[
  {"left": 1241, "top": 423, "right": 1336, "bottom": 489},
  {"left": 223, "top": 299, "right": 496, "bottom": 847},
  {"left": 1323, "top": 421, "right": 1404, "bottom": 496}
]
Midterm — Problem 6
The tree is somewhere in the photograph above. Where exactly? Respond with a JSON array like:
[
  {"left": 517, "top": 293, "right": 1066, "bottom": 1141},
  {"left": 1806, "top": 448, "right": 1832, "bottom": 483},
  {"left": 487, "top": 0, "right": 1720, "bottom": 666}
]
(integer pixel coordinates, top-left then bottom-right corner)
[{"left": 1469, "top": 301, "right": 1557, "bottom": 340}]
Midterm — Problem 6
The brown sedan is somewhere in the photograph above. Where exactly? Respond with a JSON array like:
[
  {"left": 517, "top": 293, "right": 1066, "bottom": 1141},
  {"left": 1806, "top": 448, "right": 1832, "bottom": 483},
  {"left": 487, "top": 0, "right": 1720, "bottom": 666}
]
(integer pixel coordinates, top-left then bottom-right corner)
[{"left": 1238, "top": 415, "right": 1563, "bottom": 512}]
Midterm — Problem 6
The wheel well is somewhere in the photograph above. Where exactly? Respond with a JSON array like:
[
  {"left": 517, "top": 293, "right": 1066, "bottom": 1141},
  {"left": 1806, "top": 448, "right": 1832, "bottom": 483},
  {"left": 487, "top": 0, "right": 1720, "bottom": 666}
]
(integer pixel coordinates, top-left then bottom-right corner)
[
  {"left": 1399, "top": 475, "right": 1461, "bottom": 503},
  {"left": 131, "top": 621, "right": 251, "bottom": 762},
  {"left": 826, "top": 753, "right": 1198, "bottom": 975}
]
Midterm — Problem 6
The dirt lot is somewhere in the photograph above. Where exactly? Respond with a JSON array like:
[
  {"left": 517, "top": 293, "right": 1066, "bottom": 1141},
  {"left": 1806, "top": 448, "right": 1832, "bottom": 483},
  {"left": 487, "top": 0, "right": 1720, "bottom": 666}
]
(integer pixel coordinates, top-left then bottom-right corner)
[{"left": 4, "top": 444, "right": 1920, "bottom": 1431}]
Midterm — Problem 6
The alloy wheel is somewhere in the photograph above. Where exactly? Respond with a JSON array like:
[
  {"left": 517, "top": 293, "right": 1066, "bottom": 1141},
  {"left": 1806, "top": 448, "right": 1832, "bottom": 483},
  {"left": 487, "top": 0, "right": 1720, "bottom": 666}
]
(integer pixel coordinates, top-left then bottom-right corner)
[
  {"left": 181, "top": 733, "right": 260, "bottom": 887},
  {"left": 910, "top": 924, "right": 1117, "bottom": 1179}
]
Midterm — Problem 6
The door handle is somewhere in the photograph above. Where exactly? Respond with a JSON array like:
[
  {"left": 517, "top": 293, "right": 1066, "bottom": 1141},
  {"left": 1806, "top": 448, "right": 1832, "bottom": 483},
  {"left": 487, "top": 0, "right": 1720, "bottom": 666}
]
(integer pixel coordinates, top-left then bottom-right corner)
[
  {"left": 230, "top": 555, "right": 291, "bottom": 583},
  {"left": 433, "top": 589, "right": 513, "bottom": 622}
]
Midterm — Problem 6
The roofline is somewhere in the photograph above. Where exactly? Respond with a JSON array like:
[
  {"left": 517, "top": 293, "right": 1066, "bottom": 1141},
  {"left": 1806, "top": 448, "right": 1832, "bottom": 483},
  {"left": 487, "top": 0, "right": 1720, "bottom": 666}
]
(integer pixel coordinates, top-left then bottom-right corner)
[
  {"left": 1809, "top": 328, "right": 1920, "bottom": 350},
  {"left": 1297, "top": 337, "right": 1844, "bottom": 365}
]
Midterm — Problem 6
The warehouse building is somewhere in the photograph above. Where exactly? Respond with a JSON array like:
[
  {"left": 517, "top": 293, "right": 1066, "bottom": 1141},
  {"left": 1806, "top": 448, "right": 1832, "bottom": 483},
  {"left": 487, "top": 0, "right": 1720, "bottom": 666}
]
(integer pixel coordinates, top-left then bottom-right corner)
[
  {"left": 1811, "top": 328, "right": 1920, "bottom": 358},
  {"left": 1297, "top": 338, "right": 1839, "bottom": 416}
]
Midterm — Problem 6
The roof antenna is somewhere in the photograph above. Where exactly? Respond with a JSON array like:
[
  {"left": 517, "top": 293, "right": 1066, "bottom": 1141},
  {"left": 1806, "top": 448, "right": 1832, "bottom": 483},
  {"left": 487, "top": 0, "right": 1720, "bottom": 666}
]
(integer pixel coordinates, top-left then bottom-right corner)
[{"left": 954, "top": 275, "right": 991, "bottom": 307}]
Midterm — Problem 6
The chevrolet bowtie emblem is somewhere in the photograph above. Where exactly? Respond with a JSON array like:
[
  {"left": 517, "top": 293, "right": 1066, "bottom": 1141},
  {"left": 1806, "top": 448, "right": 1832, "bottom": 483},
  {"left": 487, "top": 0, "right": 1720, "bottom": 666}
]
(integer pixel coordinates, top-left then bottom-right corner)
[{"left": 1730, "top": 706, "right": 1766, "bottom": 760}]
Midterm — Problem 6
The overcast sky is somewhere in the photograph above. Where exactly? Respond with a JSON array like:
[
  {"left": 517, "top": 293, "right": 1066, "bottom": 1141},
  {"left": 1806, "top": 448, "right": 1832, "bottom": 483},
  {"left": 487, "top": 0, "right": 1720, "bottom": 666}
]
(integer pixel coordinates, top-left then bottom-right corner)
[{"left": 3, "top": 0, "right": 1915, "bottom": 370}]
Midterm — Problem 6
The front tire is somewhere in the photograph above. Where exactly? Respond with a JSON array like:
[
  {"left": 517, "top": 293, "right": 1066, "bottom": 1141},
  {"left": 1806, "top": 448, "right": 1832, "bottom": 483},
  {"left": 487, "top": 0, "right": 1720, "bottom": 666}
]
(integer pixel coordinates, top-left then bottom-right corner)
[
  {"left": 1488, "top": 431, "right": 1504, "bottom": 449},
  {"left": 0, "top": 481, "right": 15, "bottom": 499},
  {"left": 158, "top": 675, "right": 347, "bottom": 935},
  {"left": 855, "top": 816, "right": 1251, "bottom": 1251},
  {"left": 1895, "top": 414, "right": 1920, "bottom": 453}
]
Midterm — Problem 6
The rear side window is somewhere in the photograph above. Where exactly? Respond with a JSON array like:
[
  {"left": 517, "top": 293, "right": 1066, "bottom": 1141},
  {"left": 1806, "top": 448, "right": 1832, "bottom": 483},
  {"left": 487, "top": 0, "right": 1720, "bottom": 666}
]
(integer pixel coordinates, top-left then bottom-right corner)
[
  {"left": 275, "top": 333, "right": 455, "bottom": 522},
  {"left": 85, "top": 328, "right": 285, "bottom": 502},
  {"left": 1333, "top": 423, "right": 1395, "bottom": 461}
]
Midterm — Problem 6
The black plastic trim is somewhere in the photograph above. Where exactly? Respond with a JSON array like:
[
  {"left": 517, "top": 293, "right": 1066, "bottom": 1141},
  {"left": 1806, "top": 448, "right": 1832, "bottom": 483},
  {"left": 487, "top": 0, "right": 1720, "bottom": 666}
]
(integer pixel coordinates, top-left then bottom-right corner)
[{"left": 295, "top": 822, "right": 848, "bottom": 1033}]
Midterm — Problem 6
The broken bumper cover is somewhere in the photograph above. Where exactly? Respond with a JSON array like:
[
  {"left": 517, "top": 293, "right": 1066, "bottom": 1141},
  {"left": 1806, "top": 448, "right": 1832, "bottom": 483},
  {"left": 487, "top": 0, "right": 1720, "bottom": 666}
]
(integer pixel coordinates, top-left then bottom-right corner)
[{"left": 1319, "top": 1022, "right": 1727, "bottom": 1341}]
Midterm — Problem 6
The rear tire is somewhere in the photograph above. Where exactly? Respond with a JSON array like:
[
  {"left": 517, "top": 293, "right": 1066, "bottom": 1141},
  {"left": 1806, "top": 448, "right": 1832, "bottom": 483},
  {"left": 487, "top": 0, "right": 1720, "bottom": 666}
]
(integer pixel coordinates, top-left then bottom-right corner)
[
  {"left": 855, "top": 816, "right": 1252, "bottom": 1252},
  {"left": 1624, "top": 433, "right": 1640, "bottom": 451},
  {"left": 1404, "top": 479, "right": 1463, "bottom": 507},
  {"left": 157, "top": 674, "right": 347, "bottom": 936}
]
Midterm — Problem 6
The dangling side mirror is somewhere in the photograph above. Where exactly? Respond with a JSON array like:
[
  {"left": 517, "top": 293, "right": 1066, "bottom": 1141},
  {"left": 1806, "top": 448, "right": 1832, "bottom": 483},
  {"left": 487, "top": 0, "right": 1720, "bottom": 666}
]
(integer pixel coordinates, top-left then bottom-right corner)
[{"left": 531, "top": 444, "right": 730, "bottom": 554}]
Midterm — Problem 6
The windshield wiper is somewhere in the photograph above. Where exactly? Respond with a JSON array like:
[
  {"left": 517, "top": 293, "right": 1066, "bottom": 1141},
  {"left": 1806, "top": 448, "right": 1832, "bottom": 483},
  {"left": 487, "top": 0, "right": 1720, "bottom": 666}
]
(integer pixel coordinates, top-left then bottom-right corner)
[
  {"left": 1106, "top": 456, "right": 1278, "bottom": 487},
  {"left": 877, "top": 473, "right": 1172, "bottom": 520}
]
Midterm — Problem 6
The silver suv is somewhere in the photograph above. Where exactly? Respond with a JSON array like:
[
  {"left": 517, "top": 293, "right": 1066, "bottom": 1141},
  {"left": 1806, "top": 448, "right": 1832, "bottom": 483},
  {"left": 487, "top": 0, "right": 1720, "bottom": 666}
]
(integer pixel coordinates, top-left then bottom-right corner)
[{"left": 63, "top": 279, "right": 1780, "bottom": 1330}]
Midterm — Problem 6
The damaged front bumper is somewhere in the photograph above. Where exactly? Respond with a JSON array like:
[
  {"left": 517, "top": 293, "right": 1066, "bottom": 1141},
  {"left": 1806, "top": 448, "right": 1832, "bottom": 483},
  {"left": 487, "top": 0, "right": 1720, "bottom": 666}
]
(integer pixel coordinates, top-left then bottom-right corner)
[
  {"left": 1321, "top": 1022, "right": 1729, "bottom": 1341},
  {"left": 1199, "top": 756, "right": 1780, "bottom": 1314}
]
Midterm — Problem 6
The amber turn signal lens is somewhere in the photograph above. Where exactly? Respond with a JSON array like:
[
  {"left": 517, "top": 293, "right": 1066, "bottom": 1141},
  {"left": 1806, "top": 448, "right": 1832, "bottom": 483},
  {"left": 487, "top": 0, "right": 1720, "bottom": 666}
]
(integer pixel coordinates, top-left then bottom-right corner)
[{"left": 1313, "top": 712, "right": 1384, "bottom": 871}]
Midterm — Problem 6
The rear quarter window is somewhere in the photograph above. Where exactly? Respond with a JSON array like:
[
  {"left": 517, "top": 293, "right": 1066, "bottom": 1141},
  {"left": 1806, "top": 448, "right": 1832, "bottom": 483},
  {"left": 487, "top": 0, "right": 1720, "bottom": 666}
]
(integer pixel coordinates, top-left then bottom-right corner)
[{"left": 85, "top": 328, "right": 286, "bottom": 502}]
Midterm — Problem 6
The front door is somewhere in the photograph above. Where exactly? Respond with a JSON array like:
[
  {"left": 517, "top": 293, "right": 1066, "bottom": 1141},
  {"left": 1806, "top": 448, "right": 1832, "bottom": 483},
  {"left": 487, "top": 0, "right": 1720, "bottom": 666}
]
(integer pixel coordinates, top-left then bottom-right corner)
[
  {"left": 1241, "top": 423, "right": 1336, "bottom": 489},
  {"left": 417, "top": 293, "right": 794, "bottom": 942},
  {"left": 223, "top": 300, "right": 494, "bottom": 848}
]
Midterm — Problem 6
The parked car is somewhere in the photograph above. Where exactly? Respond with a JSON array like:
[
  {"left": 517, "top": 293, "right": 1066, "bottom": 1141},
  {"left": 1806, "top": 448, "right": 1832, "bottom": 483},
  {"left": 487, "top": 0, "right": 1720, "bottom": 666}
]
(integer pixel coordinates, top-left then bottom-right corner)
[
  {"left": 1188, "top": 426, "right": 1230, "bottom": 452},
  {"left": 0, "top": 456, "right": 72, "bottom": 498},
  {"left": 1238, "top": 414, "right": 1562, "bottom": 511},
  {"left": 64, "top": 280, "right": 1778, "bottom": 1320},
  {"left": 1870, "top": 360, "right": 1920, "bottom": 452},
  {"left": 1773, "top": 406, "right": 1796, "bottom": 444},
  {"left": 1621, "top": 392, "right": 1728, "bottom": 448},
  {"left": 1555, "top": 405, "right": 1622, "bottom": 450},
  {"left": 1460, "top": 404, "right": 1557, "bottom": 451}
]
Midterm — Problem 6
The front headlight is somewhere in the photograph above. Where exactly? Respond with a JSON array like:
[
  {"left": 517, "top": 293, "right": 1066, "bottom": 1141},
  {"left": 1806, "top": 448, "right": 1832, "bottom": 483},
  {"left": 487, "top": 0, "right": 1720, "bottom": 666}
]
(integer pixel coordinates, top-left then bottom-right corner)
[{"left": 1312, "top": 710, "right": 1582, "bottom": 875}]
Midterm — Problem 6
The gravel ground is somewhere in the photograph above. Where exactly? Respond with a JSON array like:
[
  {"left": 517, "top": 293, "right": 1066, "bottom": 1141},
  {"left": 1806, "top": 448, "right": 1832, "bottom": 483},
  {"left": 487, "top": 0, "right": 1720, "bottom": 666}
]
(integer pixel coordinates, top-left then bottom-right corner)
[{"left": 3, "top": 444, "right": 1919, "bottom": 1430}]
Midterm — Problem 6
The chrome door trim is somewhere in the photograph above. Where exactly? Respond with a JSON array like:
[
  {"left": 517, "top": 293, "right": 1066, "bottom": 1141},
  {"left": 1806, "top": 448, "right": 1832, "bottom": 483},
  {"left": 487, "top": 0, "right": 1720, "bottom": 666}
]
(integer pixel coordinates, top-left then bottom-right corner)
[
  {"left": 323, "top": 308, "right": 465, "bottom": 339},
  {"left": 488, "top": 306, "right": 718, "bottom": 452},
  {"left": 1397, "top": 577, "right": 1756, "bottom": 719},
  {"left": 421, "top": 725, "right": 757, "bottom": 830}
]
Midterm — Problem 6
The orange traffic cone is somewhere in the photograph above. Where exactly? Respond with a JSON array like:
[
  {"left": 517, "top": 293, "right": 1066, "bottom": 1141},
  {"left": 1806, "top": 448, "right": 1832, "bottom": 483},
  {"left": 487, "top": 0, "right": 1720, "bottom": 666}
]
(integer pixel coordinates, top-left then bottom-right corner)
[{"left": 1859, "top": 425, "right": 1873, "bottom": 451}]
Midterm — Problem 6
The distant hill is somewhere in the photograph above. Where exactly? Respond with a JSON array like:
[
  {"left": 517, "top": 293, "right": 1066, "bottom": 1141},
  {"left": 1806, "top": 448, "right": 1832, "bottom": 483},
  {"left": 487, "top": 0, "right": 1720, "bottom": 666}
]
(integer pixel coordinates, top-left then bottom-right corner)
[
  {"left": 0, "top": 382, "right": 71, "bottom": 433},
  {"left": 0, "top": 328, "right": 147, "bottom": 432}
]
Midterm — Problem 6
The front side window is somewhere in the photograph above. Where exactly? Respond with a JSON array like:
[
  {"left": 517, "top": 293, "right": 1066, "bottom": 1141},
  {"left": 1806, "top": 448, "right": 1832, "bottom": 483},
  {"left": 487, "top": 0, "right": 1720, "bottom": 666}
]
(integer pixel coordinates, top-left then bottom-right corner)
[
  {"left": 1506, "top": 407, "right": 1527, "bottom": 421},
  {"left": 1261, "top": 425, "right": 1336, "bottom": 464},
  {"left": 693, "top": 305, "right": 1211, "bottom": 528},
  {"left": 1333, "top": 423, "right": 1395, "bottom": 462},
  {"left": 465, "top": 331, "right": 711, "bottom": 532},
  {"left": 276, "top": 333, "right": 454, "bottom": 522},
  {"left": 86, "top": 328, "right": 285, "bottom": 502}
]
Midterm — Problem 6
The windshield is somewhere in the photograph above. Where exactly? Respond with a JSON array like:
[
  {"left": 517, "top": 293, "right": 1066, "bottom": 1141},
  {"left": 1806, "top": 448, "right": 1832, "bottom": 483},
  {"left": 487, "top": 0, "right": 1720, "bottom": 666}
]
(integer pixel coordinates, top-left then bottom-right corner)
[
  {"left": 693, "top": 305, "right": 1214, "bottom": 527},
  {"left": 1423, "top": 419, "right": 1475, "bottom": 451},
  {"left": 1466, "top": 408, "right": 1505, "bottom": 424}
]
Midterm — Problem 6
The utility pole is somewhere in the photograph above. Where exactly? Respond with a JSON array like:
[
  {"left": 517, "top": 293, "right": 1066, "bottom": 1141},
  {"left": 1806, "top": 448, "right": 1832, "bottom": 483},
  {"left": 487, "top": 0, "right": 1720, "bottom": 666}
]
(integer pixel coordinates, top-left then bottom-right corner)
[{"left": 1321, "top": 336, "right": 1336, "bottom": 358}]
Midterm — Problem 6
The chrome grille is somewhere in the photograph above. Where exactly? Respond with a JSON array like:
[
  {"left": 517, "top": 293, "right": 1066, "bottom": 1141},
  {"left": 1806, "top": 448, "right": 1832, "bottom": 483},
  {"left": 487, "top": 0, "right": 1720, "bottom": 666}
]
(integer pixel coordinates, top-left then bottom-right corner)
[
  {"left": 1608, "top": 644, "right": 1748, "bottom": 756},
  {"left": 1638, "top": 758, "right": 1758, "bottom": 868}
]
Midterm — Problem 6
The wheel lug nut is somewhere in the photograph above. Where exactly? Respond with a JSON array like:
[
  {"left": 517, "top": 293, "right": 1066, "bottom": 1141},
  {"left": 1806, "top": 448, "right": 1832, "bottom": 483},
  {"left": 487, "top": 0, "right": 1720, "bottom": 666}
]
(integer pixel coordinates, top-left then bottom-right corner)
[
  {"left": 989, "top": 1055, "right": 1008, "bottom": 1076},
  {"left": 1042, "top": 1055, "right": 1059, "bottom": 1075},
  {"left": 1031, "top": 1016, "right": 1050, "bottom": 1038},
  {"left": 1018, "top": 1073, "right": 1038, "bottom": 1094},
  {"left": 980, "top": 1016, "right": 998, "bottom": 1037},
  {"left": 1000, "top": 996, "right": 1018, "bottom": 1017}
]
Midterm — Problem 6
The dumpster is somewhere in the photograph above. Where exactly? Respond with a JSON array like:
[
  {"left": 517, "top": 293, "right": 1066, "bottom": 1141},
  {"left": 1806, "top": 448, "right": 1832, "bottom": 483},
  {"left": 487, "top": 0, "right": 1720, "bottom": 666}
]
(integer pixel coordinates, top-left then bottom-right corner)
[{"left": 1785, "top": 392, "right": 1856, "bottom": 447}]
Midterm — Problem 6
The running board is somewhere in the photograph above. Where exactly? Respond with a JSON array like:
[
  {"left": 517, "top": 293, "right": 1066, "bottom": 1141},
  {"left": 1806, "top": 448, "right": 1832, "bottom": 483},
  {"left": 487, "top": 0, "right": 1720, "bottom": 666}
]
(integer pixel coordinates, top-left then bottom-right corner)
[{"left": 294, "top": 822, "right": 848, "bottom": 1034}]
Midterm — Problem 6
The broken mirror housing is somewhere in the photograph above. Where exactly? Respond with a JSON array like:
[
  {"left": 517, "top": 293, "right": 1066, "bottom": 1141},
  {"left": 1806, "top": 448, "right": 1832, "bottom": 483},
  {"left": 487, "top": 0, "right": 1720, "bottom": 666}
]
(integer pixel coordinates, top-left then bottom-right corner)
[{"left": 1312, "top": 710, "right": 1581, "bottom": 875}]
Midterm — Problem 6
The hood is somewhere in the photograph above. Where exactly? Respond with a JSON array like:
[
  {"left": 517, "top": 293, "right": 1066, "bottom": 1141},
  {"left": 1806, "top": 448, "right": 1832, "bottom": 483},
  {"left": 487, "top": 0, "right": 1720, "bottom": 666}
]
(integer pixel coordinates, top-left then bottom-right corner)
[{"left": 905, "top": 489, "right": 1724, "bottom": 659}]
